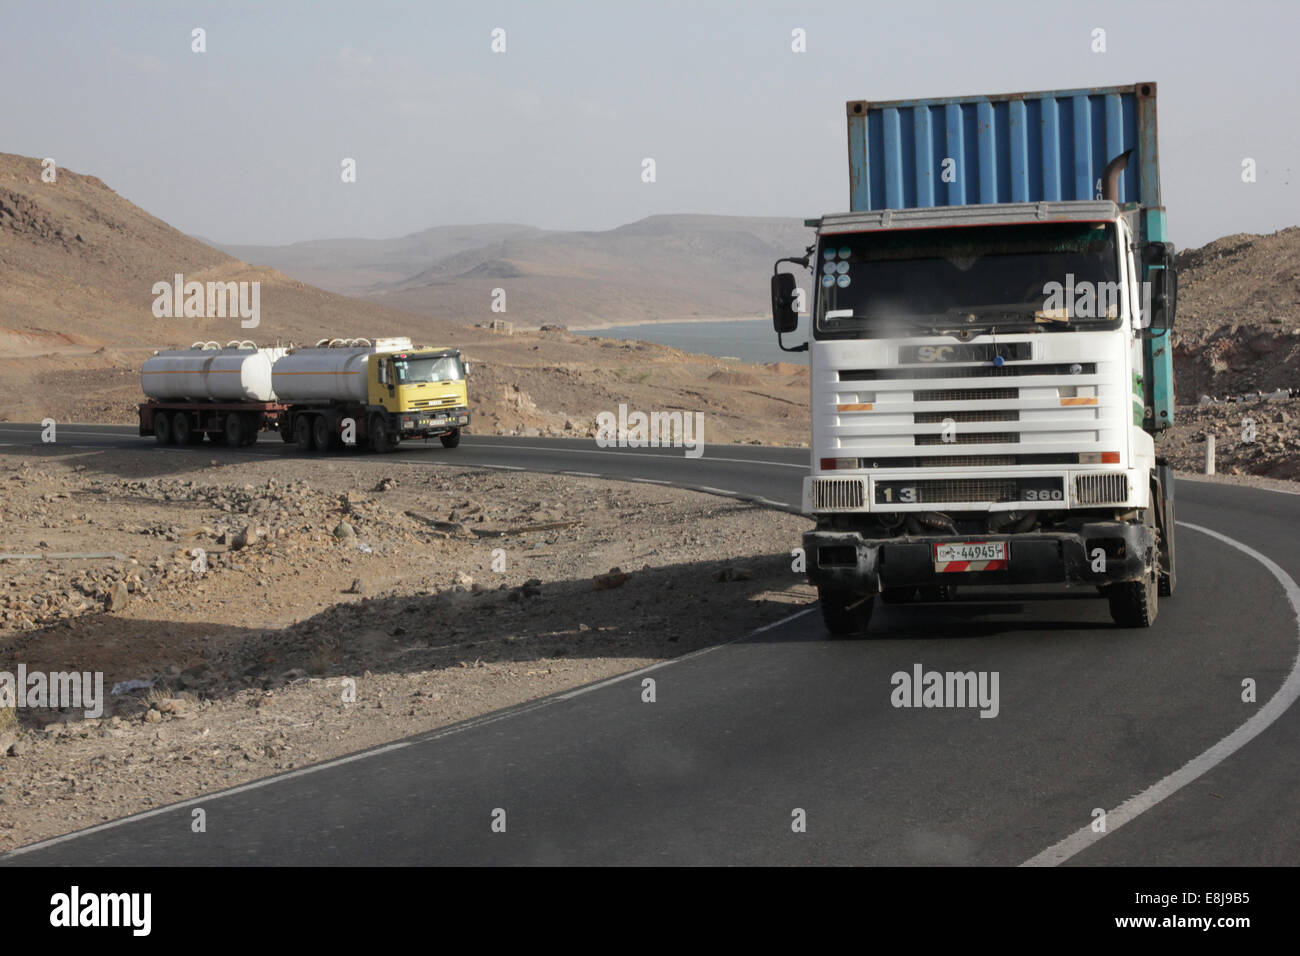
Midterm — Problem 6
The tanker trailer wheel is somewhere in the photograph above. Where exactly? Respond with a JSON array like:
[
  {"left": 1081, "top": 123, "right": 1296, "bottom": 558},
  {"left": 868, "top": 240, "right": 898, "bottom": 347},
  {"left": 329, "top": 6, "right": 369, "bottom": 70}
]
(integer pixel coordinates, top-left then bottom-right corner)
[
  {"left": 240, "top": 413, "right": 260, "bottom": 445},
  {"left": 224, "top": 412, "right": 246, "bottom": 448},
  {"left": 278, "top": 414, "right": 295, "bottom": 443},
  {"left": 172, "top": 413, "right": 194, "bottom": 445},
  {"left": 295, "top": 415, "right": 316, "bottom": 451},
  {"left": 818, "top": 588, "right": 876, "bottom": 637},
  {"left": 153, "top": 412, "right": 173, "bottom": 445},
  {"left": 312, "top": 415, "right": 338, "bottom": 451},
  {"left": 439, "top": 428, "right": 461, "bottom": 449}
]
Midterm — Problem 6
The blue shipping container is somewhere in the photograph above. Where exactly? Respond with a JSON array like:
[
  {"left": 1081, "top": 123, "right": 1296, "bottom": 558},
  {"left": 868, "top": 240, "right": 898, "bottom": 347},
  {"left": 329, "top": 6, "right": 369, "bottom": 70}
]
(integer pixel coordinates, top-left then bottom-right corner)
[{"left": 846, "top": 83, "right": 1161, "bottom": 213}]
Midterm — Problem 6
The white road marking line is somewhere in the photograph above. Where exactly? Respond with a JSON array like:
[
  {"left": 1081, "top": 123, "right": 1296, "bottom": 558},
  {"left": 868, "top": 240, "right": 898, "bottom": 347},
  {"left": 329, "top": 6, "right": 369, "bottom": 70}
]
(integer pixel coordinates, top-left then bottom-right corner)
[
  {"left": 561, "top": 471, "right": 601, "bottom": 477},
  {"left": 1022, "top": 520, "right": 1300, "bottom": 866},
  {"left": 695, "top": 486, "right": 737, "bottom": 495},
  {"left": 1, "top": 606, "right": 818, "bottom": 859}
]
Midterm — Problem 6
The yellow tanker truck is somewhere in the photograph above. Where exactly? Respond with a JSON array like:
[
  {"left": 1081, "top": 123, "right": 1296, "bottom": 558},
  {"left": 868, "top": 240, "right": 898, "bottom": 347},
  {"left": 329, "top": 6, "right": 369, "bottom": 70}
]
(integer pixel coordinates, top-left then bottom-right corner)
[{"left": 138, "top": 336, "right": 470, "bottom": 453}]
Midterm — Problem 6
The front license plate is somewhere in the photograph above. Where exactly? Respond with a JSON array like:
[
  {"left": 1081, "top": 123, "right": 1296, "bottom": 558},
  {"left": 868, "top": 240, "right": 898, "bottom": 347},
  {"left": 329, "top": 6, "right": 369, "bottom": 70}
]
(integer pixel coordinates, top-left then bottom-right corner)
[{"left": 933, "top": 541, "right": 1008, "bottom": 571}]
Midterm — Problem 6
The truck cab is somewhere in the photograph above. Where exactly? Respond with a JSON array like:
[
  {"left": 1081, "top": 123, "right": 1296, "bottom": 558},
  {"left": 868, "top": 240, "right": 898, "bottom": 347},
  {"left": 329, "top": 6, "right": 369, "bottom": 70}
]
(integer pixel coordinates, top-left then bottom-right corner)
[{"left": 371, "top": 347, "right": 471, "bottom": 443}]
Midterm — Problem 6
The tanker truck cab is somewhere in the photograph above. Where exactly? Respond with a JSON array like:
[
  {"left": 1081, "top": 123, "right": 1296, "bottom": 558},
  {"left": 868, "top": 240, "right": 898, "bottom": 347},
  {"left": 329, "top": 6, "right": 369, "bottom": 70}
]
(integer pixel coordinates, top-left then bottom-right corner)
[
  {"left": 772, "top": 84, "right": 1178, "bottom": 635},
  {"left": 368, "top": 347, "right": 470, "bottom": 448}
]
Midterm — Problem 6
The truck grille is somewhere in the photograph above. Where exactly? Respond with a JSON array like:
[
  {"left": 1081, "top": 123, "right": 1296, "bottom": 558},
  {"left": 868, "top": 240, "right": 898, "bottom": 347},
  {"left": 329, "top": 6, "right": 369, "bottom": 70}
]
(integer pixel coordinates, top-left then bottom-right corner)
[
  {"left": 883, "top": 478, "right": 1018, "bottom": 503},
  {"left": 915, "top": 388, "right": 1018, "bottom": 402},
  {"left": 814, "top": 477, "right": 865, "bottom": 510},
  {"left": 914, "top": 410, "right": 1019, "bottom": 423},
  {"left": 842, "top": 363, "right": 1095, "bottom": 381},
  {"left": 1073, "top": 473, "right": 1128, "bottom": 505},
  {"left": 916, "top": 432, "right": 1019, "bottom": 446}
]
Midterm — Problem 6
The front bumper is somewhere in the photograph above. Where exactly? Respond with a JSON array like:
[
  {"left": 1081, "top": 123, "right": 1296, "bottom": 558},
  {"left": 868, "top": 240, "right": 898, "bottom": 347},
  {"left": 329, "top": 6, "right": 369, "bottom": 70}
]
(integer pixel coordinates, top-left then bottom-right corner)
[
  {"left": 804, "top": 521, "right": 1154, "bottom": 594},
  {"left": 400, "top": 407, "right": 470, "bottom": 434}
]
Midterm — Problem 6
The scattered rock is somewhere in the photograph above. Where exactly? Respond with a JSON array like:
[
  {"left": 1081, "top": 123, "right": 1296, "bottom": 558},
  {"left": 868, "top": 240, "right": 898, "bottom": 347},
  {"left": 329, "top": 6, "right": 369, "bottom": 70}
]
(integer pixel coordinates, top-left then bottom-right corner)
[
  {"left": 106, "top": 581, "right": 130, "bottom": 611},
  {"left": 592, "top": 567, "right": 629, "bottom": 590}
]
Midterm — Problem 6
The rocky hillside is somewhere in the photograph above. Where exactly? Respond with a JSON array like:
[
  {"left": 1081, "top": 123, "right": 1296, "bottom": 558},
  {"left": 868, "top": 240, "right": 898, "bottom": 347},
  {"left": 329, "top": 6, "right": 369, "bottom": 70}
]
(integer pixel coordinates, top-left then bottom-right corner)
[{"left": 1173, "top": 227, "right": 1300, "bottom": 400}]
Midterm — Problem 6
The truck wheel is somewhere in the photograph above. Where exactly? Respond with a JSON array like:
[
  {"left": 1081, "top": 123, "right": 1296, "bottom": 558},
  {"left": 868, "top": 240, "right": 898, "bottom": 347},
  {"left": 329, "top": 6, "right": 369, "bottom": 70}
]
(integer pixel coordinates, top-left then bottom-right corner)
[
  {"left": 439, "top": 428, "right": 461, "bottom": 449},
  {"left": 368, "top": 415, "right": 394, "bottom": 453},
  {"left": 224, "top": 412, "right": 245, "bottom": 447},
  {"left": 278, "top": 415, "right": 295, "bottom": 442},
  {"left": 1157, "top": 491, "right": 1176, "bottom": 597},
  {"left": 1107, "top": 576, "right": 1158, "bottom": 627},
  {"left": 172, "top": 413, "right": 193, "bottom": 445},
  {"left": 818, "top": 588, "right": 875, "bottom": 636},
  {"left": 880, "top": 586, "right": 916, "bottom": 604},
  {"left": 241, "top": 413, "right": 260, "bottom": 445},
  {"left": 312, "top": 415, "right": 336, "bottom": 451},
  {"left": 295, "top": 416, "right": 316, "bottom": 451},
  {"left": 153, "top": 412, "right": 173, "bottom": 445}
]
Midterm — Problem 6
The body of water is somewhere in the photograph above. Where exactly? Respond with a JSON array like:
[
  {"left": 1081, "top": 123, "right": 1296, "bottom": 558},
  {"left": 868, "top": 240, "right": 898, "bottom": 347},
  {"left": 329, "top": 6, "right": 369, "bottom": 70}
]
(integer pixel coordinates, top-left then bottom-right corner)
[{"left": 576, "top": 319, "right": 808, "bottom": 366}]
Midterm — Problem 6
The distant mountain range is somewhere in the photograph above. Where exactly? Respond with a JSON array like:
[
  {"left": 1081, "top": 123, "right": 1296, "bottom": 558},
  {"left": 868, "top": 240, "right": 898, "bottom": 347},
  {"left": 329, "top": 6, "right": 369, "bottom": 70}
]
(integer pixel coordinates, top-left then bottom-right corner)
[{"left": 214, "top": 214, "right": 815, "bottom": 326}]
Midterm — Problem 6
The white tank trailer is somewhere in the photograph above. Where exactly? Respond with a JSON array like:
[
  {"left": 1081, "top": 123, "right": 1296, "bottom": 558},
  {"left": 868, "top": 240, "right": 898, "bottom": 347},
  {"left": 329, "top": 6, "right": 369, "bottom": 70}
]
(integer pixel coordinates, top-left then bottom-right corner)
[
  {"left": 270, "top": 337, "right": 413, "bottom": 404},
  {"left": 141, "top": 342, "right": 287, "bottom": 402}
]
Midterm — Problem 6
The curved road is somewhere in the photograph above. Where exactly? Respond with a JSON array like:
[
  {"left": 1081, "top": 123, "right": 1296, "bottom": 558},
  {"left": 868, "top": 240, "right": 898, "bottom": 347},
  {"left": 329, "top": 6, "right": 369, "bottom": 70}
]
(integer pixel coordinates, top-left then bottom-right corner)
[{"left": 1, "top": 424, "right": 1298, "bottom": 865}]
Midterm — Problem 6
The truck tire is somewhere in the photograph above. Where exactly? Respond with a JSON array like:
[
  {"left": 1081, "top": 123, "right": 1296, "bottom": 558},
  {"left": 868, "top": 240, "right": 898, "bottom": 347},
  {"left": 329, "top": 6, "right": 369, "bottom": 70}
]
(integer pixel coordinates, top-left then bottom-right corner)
[
  {"left": 295, "top": 415, "right": 316, "bottom": 451},
  {"left": 240, "top": 413, "right": 259, "bottom": 446},
  {"left": 1108, "top": 506, "right": 1159, "bottom": 627},
  {"left": 818, "top": 588, "right": 875, "bottom": 636},
  {"left": 278, "top": 414, "right": 295, "bottom": 443},
  {"left": 172, "top": 413, "right": 194, "bottom": 445},
  {"left": 368, "top": 415, "right": 395, "bottom": 453},
  {"left": 312, "top": 415, "right": 336, "bottom": 451},
  {"left": 439, "top": 428, "right": 461, "bottom": 449},
  {"left": 153, "top": 412, "right": 173, "bottom": 445},
  {"left": 1108, "top": 576, "right": 1158, "bottom": 627},
  {"left": 1157, "top": 487, "right": 1176, "bottom": 597},
  {"left": 224, "top": 412, "right": 246, "bottom": 448}
]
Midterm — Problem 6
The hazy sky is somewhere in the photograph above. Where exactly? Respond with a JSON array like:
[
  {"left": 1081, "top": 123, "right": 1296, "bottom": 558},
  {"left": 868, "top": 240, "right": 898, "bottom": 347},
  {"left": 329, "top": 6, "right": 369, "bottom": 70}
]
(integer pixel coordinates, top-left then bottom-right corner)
[{"left": 7, "top": 0, "right": 1296, "bottom": 248}]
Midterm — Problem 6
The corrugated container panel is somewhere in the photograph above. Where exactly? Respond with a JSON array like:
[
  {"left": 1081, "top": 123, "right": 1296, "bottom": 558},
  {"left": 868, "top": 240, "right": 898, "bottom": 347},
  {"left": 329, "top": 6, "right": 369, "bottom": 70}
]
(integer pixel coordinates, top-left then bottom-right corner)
[{"left": 846, "top": 83, "right": 1159, "bottom": 212}]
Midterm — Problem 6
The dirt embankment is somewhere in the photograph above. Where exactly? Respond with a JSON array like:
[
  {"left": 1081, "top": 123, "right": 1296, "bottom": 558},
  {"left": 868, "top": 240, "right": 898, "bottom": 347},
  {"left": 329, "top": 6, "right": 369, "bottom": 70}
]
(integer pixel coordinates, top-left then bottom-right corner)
[{"left": 0, "top": 446, "right": 813, "bottom": 851}]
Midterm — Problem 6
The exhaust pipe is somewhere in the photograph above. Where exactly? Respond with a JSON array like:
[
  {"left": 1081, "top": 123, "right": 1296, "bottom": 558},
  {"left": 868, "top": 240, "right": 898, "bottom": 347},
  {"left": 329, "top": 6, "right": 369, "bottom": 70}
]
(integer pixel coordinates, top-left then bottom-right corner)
[{"left": 1102, "top": 149, "right": 1133, "bottom": 202}]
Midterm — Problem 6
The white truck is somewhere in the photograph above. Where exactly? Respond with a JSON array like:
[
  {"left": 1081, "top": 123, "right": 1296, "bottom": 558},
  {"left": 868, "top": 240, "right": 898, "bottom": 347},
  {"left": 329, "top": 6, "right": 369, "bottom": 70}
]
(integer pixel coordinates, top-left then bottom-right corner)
[{"left": 771, "top": 84, "right": 1178, "bottom": 633}]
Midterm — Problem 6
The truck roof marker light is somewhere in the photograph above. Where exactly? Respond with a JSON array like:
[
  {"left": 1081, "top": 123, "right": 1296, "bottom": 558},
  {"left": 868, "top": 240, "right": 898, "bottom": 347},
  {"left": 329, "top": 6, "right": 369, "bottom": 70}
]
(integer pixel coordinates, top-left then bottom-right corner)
[
  {"left": 1060, "top": 397, "right": 1098, "bottom": 406},
  {"left": 820, "top": 457, "right": 858, "bottom": 470},
  {"left": 836, "top": 403, "right": 873, "bottom": 412}
]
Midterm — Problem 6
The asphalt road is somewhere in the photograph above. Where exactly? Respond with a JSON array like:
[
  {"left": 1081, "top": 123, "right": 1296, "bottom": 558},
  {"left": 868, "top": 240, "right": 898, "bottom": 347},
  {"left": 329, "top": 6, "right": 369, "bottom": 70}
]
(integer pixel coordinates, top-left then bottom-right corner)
[{"left": 1, "top": 424, "right": 1297, "bottom": 865}]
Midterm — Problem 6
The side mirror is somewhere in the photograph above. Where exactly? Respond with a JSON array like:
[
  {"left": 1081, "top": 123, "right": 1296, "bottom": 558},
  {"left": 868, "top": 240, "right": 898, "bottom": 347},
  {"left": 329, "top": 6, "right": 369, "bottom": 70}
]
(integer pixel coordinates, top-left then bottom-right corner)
[
  {"left": 377, "top": 362, "right": 388, "bottom": 385},
  {"left": 771, "top": 272, "right": 799, "bottom": 334},
  {"left": 1150, "top": 265, "right": 1177, "bottom": 331},
  {"left": 462, "top": 362, "right": 470, "bottom": 376}
]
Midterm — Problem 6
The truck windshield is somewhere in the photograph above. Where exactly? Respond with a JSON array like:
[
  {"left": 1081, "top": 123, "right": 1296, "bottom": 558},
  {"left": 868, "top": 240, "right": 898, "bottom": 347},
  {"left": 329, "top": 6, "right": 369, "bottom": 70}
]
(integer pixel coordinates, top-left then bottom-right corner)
[
  {"left": 393, "top": 354, "right": 463, "bottom": 384},
  {"left": 815, "top": 221, "right": 1120, "bottom": 336}
]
